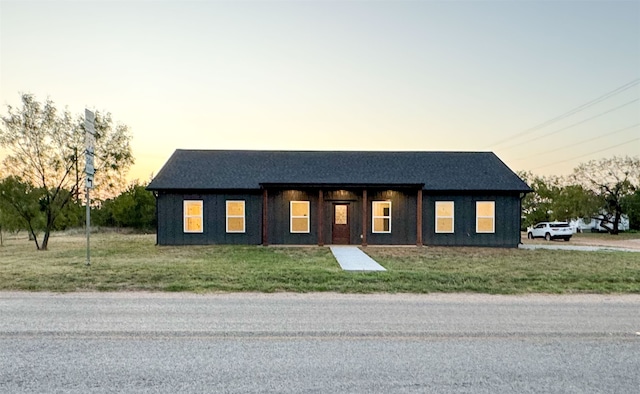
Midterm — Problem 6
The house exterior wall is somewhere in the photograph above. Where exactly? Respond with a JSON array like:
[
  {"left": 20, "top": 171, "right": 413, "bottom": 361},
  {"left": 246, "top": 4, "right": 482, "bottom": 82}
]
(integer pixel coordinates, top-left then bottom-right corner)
[
  {"left": 156, "top": 191, "right": 262, "bottom": 245},
  {"left": 423, "top": 192, "right": 522, "bottom": 248},
  {"left": 366, "top": 190, "right": 417, "bottom": 245},
  {"left": 155, "top": 189, "right": 522, "bottom": 247},
  {"left": 267, "top": 189, "right": 319, "bottom": 245}
]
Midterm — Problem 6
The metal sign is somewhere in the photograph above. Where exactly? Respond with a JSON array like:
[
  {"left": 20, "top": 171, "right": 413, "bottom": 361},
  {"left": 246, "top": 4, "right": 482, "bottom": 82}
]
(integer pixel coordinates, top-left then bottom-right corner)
[
  {"left": 84, "top": 109, "right": 95, "bottom": 190},
  {"left": 85, "top": 109, "right": 95, "bottom": 266}
]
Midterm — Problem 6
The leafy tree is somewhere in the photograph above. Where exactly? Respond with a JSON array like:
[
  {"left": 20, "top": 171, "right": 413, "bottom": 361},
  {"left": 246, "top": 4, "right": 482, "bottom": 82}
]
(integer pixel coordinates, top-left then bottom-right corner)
[
  {"left": 93, "top": 182, "right": 156, "bottom": 230},
  {"left": 110, "top": 182, "right": 156, "bottom": 230},
  {"left": 0, "top": 93, "right": 134, "bottom": 250},
  {"left": 0, "top": 176, "right": 46, "bottom": 248},
  {"left": 552, "top": 184, "right": 600, "bottom": 223},
  {"left": 0, "top": 183, "right": 28, "bottom": 246},
  {"left": 519, "top": 171, "right": 600, "bottom": 229},
  {"left": 572, "top": 156, "right": 640, "bottom": 234},
  {"left": 519, "top": 171, "right": 553, "bottom": 229},
  {"left": 53, "top": 198, "right": 84, "bottom": 230},
  {"left": 622, "top": 190, "right": 640, "bottom": 231}
]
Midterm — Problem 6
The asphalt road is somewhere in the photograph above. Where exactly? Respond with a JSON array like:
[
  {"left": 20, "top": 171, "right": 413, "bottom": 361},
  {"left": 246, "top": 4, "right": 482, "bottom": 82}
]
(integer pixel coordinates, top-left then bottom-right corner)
[{"left": 1, "top": 292, "right": 639, "bottom": 393}]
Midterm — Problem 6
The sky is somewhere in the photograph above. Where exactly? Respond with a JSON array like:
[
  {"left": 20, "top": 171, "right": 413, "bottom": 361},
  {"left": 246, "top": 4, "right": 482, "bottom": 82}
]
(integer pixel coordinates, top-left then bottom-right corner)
[{"left": 1, "top": 0, "right": 639, "bottom": 183}]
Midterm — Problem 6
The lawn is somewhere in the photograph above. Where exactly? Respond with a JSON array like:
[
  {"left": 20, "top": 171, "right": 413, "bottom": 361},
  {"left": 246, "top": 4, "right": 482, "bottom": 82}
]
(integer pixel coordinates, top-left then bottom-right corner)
[{"left": 0, "top": 232, "right": 638, "bottom": 294}]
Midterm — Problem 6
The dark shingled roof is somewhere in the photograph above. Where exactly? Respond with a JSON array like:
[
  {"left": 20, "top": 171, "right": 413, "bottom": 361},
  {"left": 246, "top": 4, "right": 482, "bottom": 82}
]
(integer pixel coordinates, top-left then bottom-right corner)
[{"left": 147, "top": 150, "right": 532, "bottom": 192}]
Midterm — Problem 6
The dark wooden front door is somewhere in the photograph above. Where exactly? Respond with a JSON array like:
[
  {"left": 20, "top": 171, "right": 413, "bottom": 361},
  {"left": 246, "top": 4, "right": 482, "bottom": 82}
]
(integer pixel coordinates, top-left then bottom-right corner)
[{"left": 332, "top": 204, "right": 350, "bottom": 244}]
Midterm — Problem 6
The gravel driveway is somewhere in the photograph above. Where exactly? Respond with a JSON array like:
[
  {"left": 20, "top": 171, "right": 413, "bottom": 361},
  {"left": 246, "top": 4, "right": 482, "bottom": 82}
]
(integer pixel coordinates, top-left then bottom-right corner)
[{"left": 520, "top": 234, "right": 640, "bottom": 252}]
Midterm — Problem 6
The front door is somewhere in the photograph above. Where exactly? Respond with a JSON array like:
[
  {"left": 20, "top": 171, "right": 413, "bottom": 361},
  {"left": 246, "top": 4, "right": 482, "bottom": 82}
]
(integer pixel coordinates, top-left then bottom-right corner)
[{"left": 332, "top": 204, "right": 350, "bottom": 244}]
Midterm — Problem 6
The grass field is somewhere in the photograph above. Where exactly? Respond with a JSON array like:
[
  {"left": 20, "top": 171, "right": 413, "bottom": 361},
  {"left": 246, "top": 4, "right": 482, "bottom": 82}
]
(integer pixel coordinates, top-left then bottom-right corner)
[{"left": 0, "top": 232, "right": 639, "bottom": 294}]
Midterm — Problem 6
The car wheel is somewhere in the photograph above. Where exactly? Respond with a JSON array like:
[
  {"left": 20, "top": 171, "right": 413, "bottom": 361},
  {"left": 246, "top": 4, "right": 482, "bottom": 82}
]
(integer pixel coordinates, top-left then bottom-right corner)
[
  {"left": 564, "top": 238, "right": 570, "bottom": 242},
  {"left": 527, "top": 232, "right": 533, "bottom": 239},
  {"left": 545, "top": 233, "right": 551, "bottom": 241}
]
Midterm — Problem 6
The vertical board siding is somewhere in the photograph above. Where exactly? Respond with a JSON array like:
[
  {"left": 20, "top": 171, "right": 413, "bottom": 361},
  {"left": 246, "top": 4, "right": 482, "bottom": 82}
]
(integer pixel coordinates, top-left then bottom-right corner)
[
  {"left": 267, "top": 190, "right": 318, "bottom": 245},
  {"left": 366, "top": 190, "right": 417, "bottom": 245},
  {"left": 156, "top": 192, "right": 261, "bottom": 245},
  {"left": 423, "top": 192, "right": 521, "bottom": 247},
  {"left": 156, "top": 189, "right": 522, "bottom": 247}
]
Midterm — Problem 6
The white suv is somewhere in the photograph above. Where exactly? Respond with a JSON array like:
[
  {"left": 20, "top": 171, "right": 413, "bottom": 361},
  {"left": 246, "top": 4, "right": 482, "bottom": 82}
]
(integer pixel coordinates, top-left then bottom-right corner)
[{"left": 527, "top": 222, "right": 573, "bottom": 241}]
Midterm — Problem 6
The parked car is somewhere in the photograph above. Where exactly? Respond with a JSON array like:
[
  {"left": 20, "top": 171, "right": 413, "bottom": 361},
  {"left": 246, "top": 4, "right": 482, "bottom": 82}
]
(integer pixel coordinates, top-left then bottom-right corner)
[{"left": 527, "top": 222, "right": 573, "bottom": 241}]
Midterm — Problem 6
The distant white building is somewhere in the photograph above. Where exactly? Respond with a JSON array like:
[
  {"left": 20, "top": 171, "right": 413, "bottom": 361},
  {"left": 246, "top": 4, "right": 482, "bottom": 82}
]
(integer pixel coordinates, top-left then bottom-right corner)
[{"left": 569, "top": 214, "right": 630, "bottom": 233}]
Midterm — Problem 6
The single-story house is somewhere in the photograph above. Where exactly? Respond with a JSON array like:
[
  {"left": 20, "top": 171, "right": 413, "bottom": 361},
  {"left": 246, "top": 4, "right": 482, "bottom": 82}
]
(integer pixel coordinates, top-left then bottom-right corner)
[{"left": 146, "top": 150, "right": 532, "bottom": 247}]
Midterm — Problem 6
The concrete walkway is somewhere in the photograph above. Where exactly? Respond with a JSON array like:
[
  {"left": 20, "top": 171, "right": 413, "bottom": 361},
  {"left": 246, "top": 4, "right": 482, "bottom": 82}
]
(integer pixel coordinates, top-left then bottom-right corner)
[{"left": 329, "top": 246, "right": 387, "bottom": 271}]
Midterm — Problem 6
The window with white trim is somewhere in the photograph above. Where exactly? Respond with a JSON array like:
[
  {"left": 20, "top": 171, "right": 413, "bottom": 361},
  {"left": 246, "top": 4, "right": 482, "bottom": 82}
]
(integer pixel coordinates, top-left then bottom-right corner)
[
  {"left": 372, "top": 201, "right": 391, "bottom": 233},
  {"left": 226, "top": 200, "right": 245, "bottom": 233},
  {"left": 183, "top": 200, "right": 203, "bottom": 233},
  {"left": 435, "top": 201, "right": 454, "bottom": 233},
  {"left": 290, "top": 201, "right": 310, "bottom": 233},
  {"left": 476, "top": 201, "right": 495, "bottom": 233}
]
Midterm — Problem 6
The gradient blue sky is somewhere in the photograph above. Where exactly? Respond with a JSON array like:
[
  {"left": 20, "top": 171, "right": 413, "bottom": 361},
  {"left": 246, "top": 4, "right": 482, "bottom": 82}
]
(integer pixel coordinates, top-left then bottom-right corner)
[{"left": 1, "top": 0, "right": 638, "bottom": 182}]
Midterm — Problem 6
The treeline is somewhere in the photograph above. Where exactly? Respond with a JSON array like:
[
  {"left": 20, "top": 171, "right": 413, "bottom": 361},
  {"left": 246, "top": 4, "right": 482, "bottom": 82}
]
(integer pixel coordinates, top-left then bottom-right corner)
[
  {"left": 519, "top": 156, "right": 640, "bottom": 233},
  {"left": 0, "top": 177, "right": 156, "bottom": 242}
]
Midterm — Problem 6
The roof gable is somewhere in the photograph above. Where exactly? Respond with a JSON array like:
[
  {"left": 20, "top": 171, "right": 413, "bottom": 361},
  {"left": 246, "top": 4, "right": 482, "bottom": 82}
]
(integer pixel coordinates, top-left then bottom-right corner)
[{"left": 147, "top": 150, "right": 531, "bottom": 192}]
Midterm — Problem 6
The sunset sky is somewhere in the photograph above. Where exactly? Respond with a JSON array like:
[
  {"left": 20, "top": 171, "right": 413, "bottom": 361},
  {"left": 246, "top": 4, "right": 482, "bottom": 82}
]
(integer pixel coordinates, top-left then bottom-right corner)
[{"left": 1, "top": 0, "right": 638, "bottom": 182}]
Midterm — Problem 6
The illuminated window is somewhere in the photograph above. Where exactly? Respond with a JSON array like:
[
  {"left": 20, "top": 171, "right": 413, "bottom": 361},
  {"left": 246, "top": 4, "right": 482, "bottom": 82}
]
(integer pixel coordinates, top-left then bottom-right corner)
[
  {"left": 335, "top": 205, "right": 347, "bottom": 225},
  {"left": 184, "top": 200, "right": 203, "bottom": 233},
  {"left": 290, "top": 201, "right": 310, "bottom": 233},
  {"left": 476, "top": 201, "right": 495, "bottom": 233},
  {"left": 226, "top": 201, "right": 245, "bottom": 233},
  {"left": 435, "top": 201, "right": 454, "bottom": 233},
  {"left": 372, "top": 201, "right": 391, "bottom": 233}
]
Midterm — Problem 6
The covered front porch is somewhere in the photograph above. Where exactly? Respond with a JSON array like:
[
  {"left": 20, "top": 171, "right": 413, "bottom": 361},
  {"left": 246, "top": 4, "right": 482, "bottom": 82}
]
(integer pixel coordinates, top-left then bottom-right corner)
[{"left": 259, "top": 183, "right": 425, "bottom": 246}]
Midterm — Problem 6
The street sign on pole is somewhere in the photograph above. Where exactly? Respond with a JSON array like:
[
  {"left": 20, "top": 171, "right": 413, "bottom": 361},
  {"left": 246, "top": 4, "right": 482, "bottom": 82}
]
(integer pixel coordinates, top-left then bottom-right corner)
[
  {"left": 85, "top": 109, "right": 95, "bottom": 266},
  {"left": 85, "top": 109, "right": 95, "bottom": 189}
]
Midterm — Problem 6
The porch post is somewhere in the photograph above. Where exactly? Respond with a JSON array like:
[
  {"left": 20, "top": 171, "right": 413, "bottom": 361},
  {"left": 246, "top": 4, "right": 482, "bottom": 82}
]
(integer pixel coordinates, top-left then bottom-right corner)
[
  {"left": 262, "top": 189, "right": 268, "bottom": 246},
  {"left": 417, "top": 189, "right": 423, "bottom": 246},
  {"left": 362, "top": 189, "right": 368, "bottom": 246},
  {"left": 318, "top": 189, "right": 324, "bottom": 246}
]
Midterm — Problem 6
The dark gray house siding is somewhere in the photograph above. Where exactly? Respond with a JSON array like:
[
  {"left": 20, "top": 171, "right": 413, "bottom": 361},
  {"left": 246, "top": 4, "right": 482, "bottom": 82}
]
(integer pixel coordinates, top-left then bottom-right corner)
[
  {"left": 267, "top": 189, "right": 318, "bottom": 245},
  {"left": 366, "top": 190, "right": 418, "bottom": 245},
  {"left": 156, "top": 191, "right": 262, "bottom": 245},
  {"left": 148, "top": 150, "right": 531, "bottom": 247},
  {"left": 423, "top": 192, "right": 522, "bottom": 248}
]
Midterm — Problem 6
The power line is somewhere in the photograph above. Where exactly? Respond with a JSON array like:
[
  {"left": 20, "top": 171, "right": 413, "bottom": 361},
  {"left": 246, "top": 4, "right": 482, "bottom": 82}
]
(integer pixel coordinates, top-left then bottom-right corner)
[
  {"left": 485, "top": 78, "right": 640, "bottom": 149},
  {"left": 516, "top": 123, "right": 640, "bottom": 161},
  {"left": 497, "top": 98, "right": 639, "bottom": 152},
  {"left": 529, "top": 137, "right": 640, "bottom": 171}
]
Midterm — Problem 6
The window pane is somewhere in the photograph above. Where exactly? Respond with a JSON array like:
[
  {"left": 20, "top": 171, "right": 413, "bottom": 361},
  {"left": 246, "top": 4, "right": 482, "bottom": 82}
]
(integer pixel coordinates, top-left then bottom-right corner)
[
  {"left": 373, "top": 218, "right": 390, "bottom": 232},
  {"left": 477, "top": 217, "right": 494, "bottom": 232},
  {"left": 436, "top": 202, "right": 453, "bottom": 217},
  {"left": 291, "top": 202, "right": 309, "bottom": 217},
  {"left": 291, "top": 217, "right": 309, "bottom": 232},
  {"left": 227, "top": 201, "right": 244, "bottom": 216},
  {"left": 373, "top": 202, "right": 390, "bottom": 216},
  {"left": 436, "top": 218, "right": 453, "bottom": 233},
  {"left": 186, "top": 201, "right": 201, "bottom": 216},
  {"left": 477, "top": 202, "right": 494, "bottom": 217},
  {"left": 373, "top": 218, "right": 384, "bottom": 232},
  {"left": 227, "top": 217, "right": 244, "bottom": 232},
  {"left": 335, "top": 205, "right": 347, "bottom": 225},
  {"left": 185, "top": 217, "right": 202, "bottom": 232}
]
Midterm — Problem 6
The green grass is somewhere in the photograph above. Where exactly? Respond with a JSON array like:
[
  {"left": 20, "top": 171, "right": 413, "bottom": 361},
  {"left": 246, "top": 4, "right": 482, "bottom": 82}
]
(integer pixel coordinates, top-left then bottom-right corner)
[{"left": 0, "top": 232, "right": 639, "bottom": 294}]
